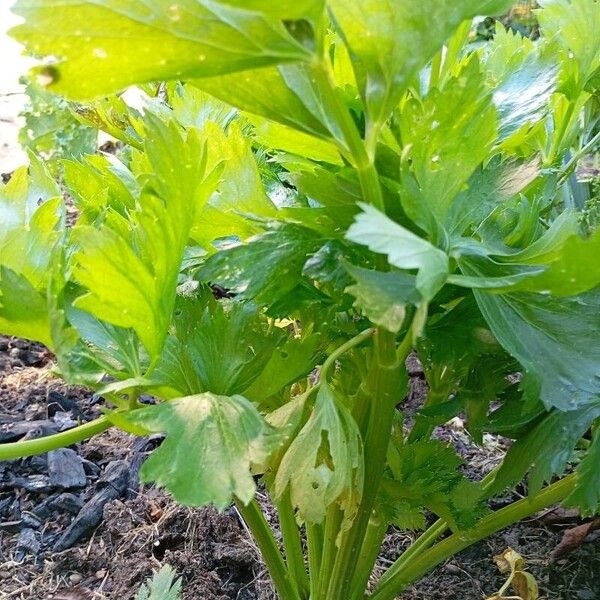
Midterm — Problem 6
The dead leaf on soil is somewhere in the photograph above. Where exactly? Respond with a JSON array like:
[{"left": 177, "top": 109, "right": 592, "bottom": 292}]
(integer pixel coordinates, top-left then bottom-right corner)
[
  {"left": 485, "top": 547, "right": 539, "bottom": 600},
  {"left": 550, "top": 518, "right": 600, "bottom": 561}
]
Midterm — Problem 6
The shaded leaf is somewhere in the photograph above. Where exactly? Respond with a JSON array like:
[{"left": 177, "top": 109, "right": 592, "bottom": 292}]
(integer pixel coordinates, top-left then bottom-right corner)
[
  {"left": 345, "top": 264, "right": 419, "bottom": 333},
  {"left": 565, "top": 428, "right": 600, "bottom": 516}
]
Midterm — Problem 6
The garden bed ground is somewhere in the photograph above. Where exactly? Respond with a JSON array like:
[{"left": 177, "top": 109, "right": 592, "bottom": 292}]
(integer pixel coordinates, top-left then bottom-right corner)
[{"left": 0, "top": 337, "right": 598, "bottom": 600}]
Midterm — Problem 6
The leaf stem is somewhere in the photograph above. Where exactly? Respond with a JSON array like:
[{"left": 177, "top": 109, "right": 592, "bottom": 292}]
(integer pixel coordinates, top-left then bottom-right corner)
[
  {"left": 276, "top": 492, "right": 310, "bottom": 598},
  {"left": 237, "top": 499, "right": 301, "bottom": 600},
  {"left": 320, "top": 327, "right": 376, "bottom": 382},
  {"left": 326, "top": 326, "right": 409, "bottom": 600},
  {"left": 370, "top": 474, "right": 577, "bottom": 600},
  {"left": 0, "top": 416, "right": 112, "bottom": 461}
]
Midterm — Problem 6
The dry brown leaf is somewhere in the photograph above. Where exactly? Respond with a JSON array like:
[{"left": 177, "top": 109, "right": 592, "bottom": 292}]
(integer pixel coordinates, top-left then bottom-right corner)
[
  {"left": 493, "top": 547, "right": 525, "bottom": 575},
  {"left": 550, "top": 518, "right": 600, "bottom": 561}
]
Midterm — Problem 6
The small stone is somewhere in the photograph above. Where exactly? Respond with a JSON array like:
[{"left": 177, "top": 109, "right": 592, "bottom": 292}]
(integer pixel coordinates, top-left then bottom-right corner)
[
  {"left": 444, "top": 562, "right": 461, "bottom": 574},
  {"left": 95, "top": 569, "right": 107, "bottom": 580},
  {"left": 0, "top": 570, "right": 10, "bottom": 579},
  {"left": 69, "top": 573, "right": 83, "bottom": 585}
]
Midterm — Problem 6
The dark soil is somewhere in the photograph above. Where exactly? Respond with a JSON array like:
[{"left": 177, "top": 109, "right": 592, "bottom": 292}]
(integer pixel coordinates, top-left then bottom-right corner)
[{"left": 0, "top": 337, "right": 598, "bottom": 600}]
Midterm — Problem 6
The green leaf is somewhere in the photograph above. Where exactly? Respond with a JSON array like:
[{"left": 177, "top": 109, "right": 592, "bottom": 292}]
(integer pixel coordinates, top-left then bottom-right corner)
[
  {"left": 446, "top": 157, "right": 540, "bottom": 236},
  {"left": 244, "top": 334, "right": 323, "bottom": 405},
  {"left": 193, "top": 66, "right": 332, "bottom": 138},
  {"left": 63, "top": 154, "right": 137, "bottom": 223},
  {"left": 565, "top": 427, "right": 600, "bottom": 516},
  {"left": 538, "top": 0, "right": 600, "bottom": 96},
  {"left": 399, "top": 57, "right": 498, "bottom": 230},
  {"left": 214, "top": 0, "right": 324, "bottom": 19},
  {"left": 488, "top": 404, "right": 600, "bottom": 497},
  {"left": 154, "top": 295, "right": 282, "bottom": 397},
  {"left": 275, "top": 384, "right": 363, "bottom": 523},
  {"left": 72, "top": 116, "right": 215, "bottom": 359},
  {"left": 0, "top": 158, "right": 64, "bottom": 346},
  {"left": 169, "top": 83, "right": 237, "bottom": 131},
  {"left": 385, "top": 439, "right": 487, "bottom": 531},
  {"left": 328, "top": 0, "right": 513, "bottom": 130},
  {"left": 502, "top": 212, "right": 600, "bottom": 296},
  {"left": 11, "top": 0, "right": 311, "bottom": 100},
  {"left": 19, "top": 79, "right": 97, "bottom": 170},
  {"left": 248, "top": 115, "right": 343, "bottom": 164},
  {"left": 0, "top": 267, "right": 52, "bottom": 347},
  {"left": 346, "top": 203, "right": 449, "bottom": 300},
  {"left": 473, "top": 287, "right": 600, "bottom": 411},
  {"left": 126, "top": 393, "right": 279, "bottom": 508},
  {"left": 191, "top": 122, "right": 276, "bottom": 247},
  {"left": 481, "top": 26, "right": 558, "bottom": 142},
  {"left": 198, "top": 224, "right": 321, "bottom": 307},
  {"left": 345, "top": 264, "right": 419, "bottom": 333},
  {"left": 135, "top": 565, "right": 182, "bottom": 600}
]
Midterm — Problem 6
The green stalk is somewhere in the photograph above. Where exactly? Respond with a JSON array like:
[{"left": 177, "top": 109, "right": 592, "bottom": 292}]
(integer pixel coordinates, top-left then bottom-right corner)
[
  {"left": 317, "top": 506, "right": 344, "bottom": 599},
  {"left": 237, "top": 499, "right": 301, "bottom": 600},
  {"left": 306, "top": 524, "right": 324, "bottom": 598},
  {"left": 558, "top": 128, "right": 600, "bottom": 185},
  {"left": 349, "top": 515, "right": 387, "bottom": 600},
  {"left": 327, "top": 329, "right": 405, "bottom": 600},
  {"left": 0, "top": 416, "right": 112, "bottom": 461},
  {"left": 370, "top": 475, "right": 577, "bottom": 600},
  {"left": 277, "top": 492, "right": 310, "bottom": 599},
  {"left": 321, "top": 328, "right": 377, "bottom": 382}
]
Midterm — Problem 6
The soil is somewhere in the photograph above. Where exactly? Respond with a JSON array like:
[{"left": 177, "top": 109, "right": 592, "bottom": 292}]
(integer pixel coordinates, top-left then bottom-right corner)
[{"left": 0, "top": 338, "right": 598, "bottom": 600}]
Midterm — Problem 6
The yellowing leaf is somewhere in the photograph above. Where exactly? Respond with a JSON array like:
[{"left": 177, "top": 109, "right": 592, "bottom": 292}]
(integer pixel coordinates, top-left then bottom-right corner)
[
  {"left": 275, "top": 384, "right": 363, "bottom": 523},
  {"left": 125, "top": 393, "right": 281, "bottom": 509}
]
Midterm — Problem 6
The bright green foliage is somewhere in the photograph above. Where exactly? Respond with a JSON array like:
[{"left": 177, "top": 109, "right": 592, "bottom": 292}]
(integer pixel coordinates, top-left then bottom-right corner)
[
  {"left": 398, "top": 57, "right": 498, "bottom": 231},
  {"left": 11, "top": 0, "right": 311, "bottom": 100},
  {"left": 538, "top": 0, "right": 600, "bottom": 96},
  {"left": 4, "top": 3, "right": 600, "bottom": 600},
  {"left": 328, "top": 0, "right": 514, "bottom": 133},
  {"left": 0, "top": 158, "right": 62, "bottom": 346},
  {"left": 347, "top": 203, "right": 449, "bottom": 301},
  {"left": 135, "top": 565, "right": 182, "bottom": 600},
  {"left": 71, "top": 115, "right": 216, "bottom": 360},
  {"left": 128, "top": 393, "right": 279, "bottom": 508}
]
